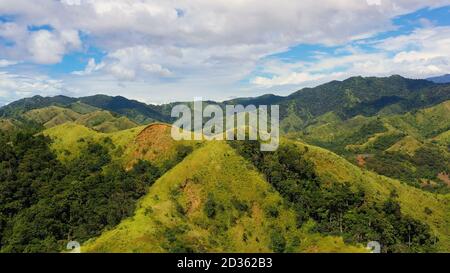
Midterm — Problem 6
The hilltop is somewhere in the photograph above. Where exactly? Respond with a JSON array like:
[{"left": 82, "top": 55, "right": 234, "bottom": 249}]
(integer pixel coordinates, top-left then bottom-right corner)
[
  {"left": 294, "top": 101, "right": 450, "bottom": 193},
  {"left": 80, "top": 134, "right": 449, "bottom": 252},
  {"left": 83, "top": 141, "right": 365, "bottom": 253},
  {"left": 1, "top": 74, "right": 449, "bottom": 253},
  {"left": 1, "top": 75, "right": 450, "bottom": 132}
]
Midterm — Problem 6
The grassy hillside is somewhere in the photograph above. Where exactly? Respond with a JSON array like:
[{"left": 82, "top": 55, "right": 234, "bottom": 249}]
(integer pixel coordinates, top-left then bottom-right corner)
[
  {"left": 300, "top": 100, "right": 450, "bottom": 147},
  {"left": 293, "top": 101, "right": 450, "bottom": 193},
  {"left": 43, "top": 122, "right": 199, "bottom": 170},
  {"left": 74, "top": 110, "right": 138, "bottom": 133},
  {"left": 83, "top": 137, "right": 449, "bottom": 253},
  {"left": 2, "top": 76, "right": 450, "bottom": 130},
  {"left": 434, "top": 130, "right": 450, "bottom": 146},
  {"left": 23, "top": 106, "right": 81, "bottom": 128},
  {"left": 0, "top": 118, "right": 18, "bottom": 132},
  {"left": 294, "top": 140, "right": 450, "bottom": 251},
  {"left": 23, "top": 106, "right": 139, "bottom": 133},
  {"left": 383, "top": 101, "right": 450, "bottom": 139},
  {"left": 42, "top": 123, "right": 145, "bottom": 162},
  {"left": 386, "top": 136, "right": 423, "bottom": 156},
  {"left": 68, "top": 101, "right": 99, "bottom": 114},
  {"left": 83, "top": 141, "right": 364, "bottom": 253}
]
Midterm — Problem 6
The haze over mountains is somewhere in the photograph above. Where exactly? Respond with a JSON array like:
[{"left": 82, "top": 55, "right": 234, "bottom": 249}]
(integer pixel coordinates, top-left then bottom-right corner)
[{"left": 427, "top": 74, "right": 450, "bottom": 84}]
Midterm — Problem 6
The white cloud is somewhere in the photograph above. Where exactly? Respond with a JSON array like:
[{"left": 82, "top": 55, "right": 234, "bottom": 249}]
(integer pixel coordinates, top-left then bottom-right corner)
[
  {"left": 99, "top": 46, "right": 173, "bottom": 80},
  {"left": 0, "top": 0, "right": 449, "bottom": 103},
  {"left": 0, "top": 59, "right": 18, "bottom": 67},
  {"left": 27, "top": 29, "right": 81, "bottom": 64},
  {"left": 72, "top": 58, "right": 104, "bottom": 76},
  {"left": 0, "top": 71, "right": 71, "bottom": 105},
  {"left": 1, "top": 0, "right": 448, "bottom": 64},
  {"left": 252, "top": 25, "right": 450, "bottom": 88}
]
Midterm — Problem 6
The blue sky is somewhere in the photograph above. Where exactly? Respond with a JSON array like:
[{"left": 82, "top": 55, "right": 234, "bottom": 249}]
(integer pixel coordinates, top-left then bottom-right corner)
[{"left": 1, "top": 1, "right": 450, "bottom": 105}]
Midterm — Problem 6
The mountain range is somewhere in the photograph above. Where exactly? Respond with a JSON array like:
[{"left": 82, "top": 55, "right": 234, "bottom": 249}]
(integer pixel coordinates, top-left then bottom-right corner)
[
  {"left": 2, "top": 75, "right": 450, "bottom": 131},
  {"left": 0, "top": 75, "right": 449, "bottom": 253}
]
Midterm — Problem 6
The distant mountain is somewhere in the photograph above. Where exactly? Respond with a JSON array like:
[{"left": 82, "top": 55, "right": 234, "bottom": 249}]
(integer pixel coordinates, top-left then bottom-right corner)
[
  {"left": 1, "top": 75, "right": 450, "bottom": 131},
  {"left": 1, "top": 75, "right": 449, "bottom": 253},
  {"left": 0, "top": 94, "right": 169, "bottom": 125},
  {"left": 77, "top": 95, "right": 169, "bottom": 124},
  {"left": 294, "top": 100, "right": 450, "bottom": 193},
  {"left": 427, "top": 74, "right": 450, "bottom": 84}
]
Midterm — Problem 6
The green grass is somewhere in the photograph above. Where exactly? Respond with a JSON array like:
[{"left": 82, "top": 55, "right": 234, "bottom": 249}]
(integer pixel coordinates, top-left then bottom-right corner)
[
  {"left": 68, "top": 101, "right": 99, "bottom": 114},
  {"left": 42, "top": 122, "right": 146, "bottom": 163},
  {"left": 298, "top": 101, "right": 450, "bottom": 146},
  {"left": 0, "top": 118, "right": 17, "bottom": 132},
  {"left": 433, "top": 130, "right": 450, "bottom": 146},
  {"left": 383, "top": 101, "right": 450, "bottom": 139},
  {"left": 386, "top": 136, "right": 424, "bottom": 156},
  {"left": 82, "top": 141, "right": 365, "bottom": 253},
  {"left": 23, "top": 106, "right": 81, "bottom": 128},
  {"left": 293, "top": 139, "right": 450, "bottom": 251},
  {"left": 44, "top": 122, "right": 449, "bottom": 252},
  {"left": 43, "top": 122, "right": 199, "bottom": 169},
  {"left": 74, "top": 110, "right": 138, "bottom": 133},
  {"left": 23, "top": 106, "right": 138, "bottom": 133}
]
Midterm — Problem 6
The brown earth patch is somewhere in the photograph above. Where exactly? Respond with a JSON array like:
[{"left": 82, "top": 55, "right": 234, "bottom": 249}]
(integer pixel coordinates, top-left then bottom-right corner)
[
  {"left": 437, "top": 172, "right": 450, "bottom": 187},
  {"left": 356, "top": 154, "right": 372, "bottom": 167},
  {"left": 182, "top": 180, "right": 202, "bottom": 215},
  {"left": 356, "top": 155, "right": 366, "bottom": 167},
  {"left": 127, "top": 123, "right": 175, "bottom": 168},
  {"left": 420, "top": 179, "right": 438, "bottom": 188},
  {"left": 251, "top": 203, "right": 263, "bottom": 225}
]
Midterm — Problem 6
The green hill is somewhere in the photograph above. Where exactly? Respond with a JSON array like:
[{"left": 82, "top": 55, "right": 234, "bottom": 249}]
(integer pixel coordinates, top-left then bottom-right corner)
[
  {"left": 2, "top": 119, "right": 448, "bottom": 253},
  {"left": 2, "top": 76, "right": 450, "bottom": 130},
  {"left": 82, "top": 138, "right": 449, "bottom": 253},
  {"left": 383, "top": 101, "right": 450, "bottom": 139},
  {"left": 0, "top": 95, "right": 167, "bottom": 125},
  {"left": 2, "top": 75, "right": 450, "bottom": 253},
  {"left": 42, "top": 123, "right": 145, "bottom": 162},
  {"left": 386, "top": 136, "right": 423, "bottom": 156},
  {"left": 74, "top": 110, "right": 138, "bottom": 133},
  {"left": 83, "top": 141, "right": 364, "bottom": 253},
  {"left": 0, "top": 118, "right": 18, "bottom": 132},
  {"left": 22, "top": 106, "right": 139, "bottom": 133},
  {"left": 294, "top": 101, "right": 450, "bottom": 193},
  {"left": 295, "top": 140, "right": 450, "bottom": 251},
  {"left": 299, "top": 101, "right": 450, "bottom": 149},
  {"left": 23, "top": 106, "right": 82, "bottom": 128},
  {"left": 434, "top": 130, "right": 450, "bottom": 146},
  {"left": 43, "top": 123, "right": 199, "bottom": 169}
]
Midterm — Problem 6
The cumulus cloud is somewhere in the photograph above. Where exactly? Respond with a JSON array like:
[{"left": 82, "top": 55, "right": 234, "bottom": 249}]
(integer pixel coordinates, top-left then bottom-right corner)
[
  {"left": 252, "top": 25, "right": 450, "bottom": 88},
  {"left": 0, "top": 20, "right": 81, "bottom": 64},
  {"left": 72, "top": 58, "right": 104, "bottom": 76},
  {"left": 103, "top": 46, "right": 173, "bottom": 80},
  {"left": 0, "top": 0, "right": 449, "bottom": 103},
  {"left": 27, "top": 29, "right": 81, "bottom": 64},
  {"left": 1, "top": 0, "right": 448, "bottom": 64},
  {"left": 0, "top": 71, "right": 71, "bottom": 105}
]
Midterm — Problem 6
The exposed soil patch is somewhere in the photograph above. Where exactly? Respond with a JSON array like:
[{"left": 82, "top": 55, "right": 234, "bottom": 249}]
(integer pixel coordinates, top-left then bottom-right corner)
[
  {"left": 251, "top": 203, "right": 263, "bottom": 225},
  {"left": 181, "top": 180, "right": 201, "bottom": 215},
  {"left": 437, "top": 172, "right": 450, "bottom": 187},
  {"left": 127, "top": 123, "right": 175, "bottom": 168},
  {"left": 356, "top": 154, "right": 372, "bottom": 167}
]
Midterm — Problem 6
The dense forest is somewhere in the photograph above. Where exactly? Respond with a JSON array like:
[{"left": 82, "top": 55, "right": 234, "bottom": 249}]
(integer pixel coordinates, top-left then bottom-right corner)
[
  {"left": 229, "top": 141, "right": 438, "bottom": 253},
  {"left": 0, "top": 75, "right": 448, "bottom": 253},
  {"left": 0, "top": 130, "right": 190, "bottom": 252}
]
